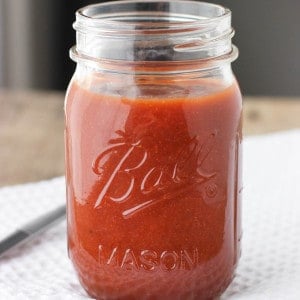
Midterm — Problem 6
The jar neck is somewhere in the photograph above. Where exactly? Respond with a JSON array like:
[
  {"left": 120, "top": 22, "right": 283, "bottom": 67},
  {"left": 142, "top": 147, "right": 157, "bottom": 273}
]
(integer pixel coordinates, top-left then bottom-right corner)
[
  {"left": 73, "top": 63, "right": 236, "bottom": 102},
  {"left": 71, "top": 0, "right": 238, "bottom": 73},
  {"left": 75, "top": 63, "right": 235, "bottom": 90}
]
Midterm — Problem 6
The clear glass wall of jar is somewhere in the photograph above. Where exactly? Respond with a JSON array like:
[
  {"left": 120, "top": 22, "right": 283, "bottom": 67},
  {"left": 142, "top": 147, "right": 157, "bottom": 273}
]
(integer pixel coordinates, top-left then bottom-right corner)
[{"left": 65, "top": 1, "right": 242, "bottom": 299}]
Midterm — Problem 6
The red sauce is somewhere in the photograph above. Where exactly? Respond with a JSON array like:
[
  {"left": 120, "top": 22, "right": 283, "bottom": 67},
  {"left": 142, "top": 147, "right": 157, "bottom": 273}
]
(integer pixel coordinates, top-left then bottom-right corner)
[{"left": 65, "top": 77, "right": 242, "bottom": 299}]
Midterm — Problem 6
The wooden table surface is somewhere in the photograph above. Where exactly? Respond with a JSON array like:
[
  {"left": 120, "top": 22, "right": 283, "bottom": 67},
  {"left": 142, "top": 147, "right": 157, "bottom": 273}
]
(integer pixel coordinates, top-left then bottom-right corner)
[{"left": 1, "top": 90, "right": 300, "bottom": 187}]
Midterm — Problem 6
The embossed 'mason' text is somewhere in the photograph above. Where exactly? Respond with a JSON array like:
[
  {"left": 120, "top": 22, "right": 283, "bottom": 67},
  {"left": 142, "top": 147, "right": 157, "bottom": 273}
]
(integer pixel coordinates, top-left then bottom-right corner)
[{"left": 99, "top": 245, "right": 199, "bottom": 271}]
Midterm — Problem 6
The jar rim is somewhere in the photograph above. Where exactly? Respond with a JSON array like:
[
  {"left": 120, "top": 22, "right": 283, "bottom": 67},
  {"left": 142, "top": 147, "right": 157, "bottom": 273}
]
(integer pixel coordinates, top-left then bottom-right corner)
[
  {"left": 74, "top": 0, "right": 231, "bottom": 36},
  {"left": 72, "top": 0, "right": 237, "bottom": 68}
]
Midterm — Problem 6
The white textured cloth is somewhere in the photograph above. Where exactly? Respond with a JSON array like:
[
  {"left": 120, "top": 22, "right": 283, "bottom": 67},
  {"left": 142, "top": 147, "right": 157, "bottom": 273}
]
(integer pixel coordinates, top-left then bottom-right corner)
[{"left": 0, "top": 130, "right": 300, "bottom": 300}]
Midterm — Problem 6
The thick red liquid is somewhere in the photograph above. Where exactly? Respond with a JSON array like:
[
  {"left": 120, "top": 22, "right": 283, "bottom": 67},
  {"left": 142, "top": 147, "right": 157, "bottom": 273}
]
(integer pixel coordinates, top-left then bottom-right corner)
[{"left": 65, "top": 77, "right": 242, "bottom": 299}]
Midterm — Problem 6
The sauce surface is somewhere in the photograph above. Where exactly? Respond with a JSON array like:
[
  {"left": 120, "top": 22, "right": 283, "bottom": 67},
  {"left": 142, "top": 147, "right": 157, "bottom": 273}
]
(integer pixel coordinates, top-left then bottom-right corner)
[{"left": 65, "top": 78, "right": 242, "bottom": 299}]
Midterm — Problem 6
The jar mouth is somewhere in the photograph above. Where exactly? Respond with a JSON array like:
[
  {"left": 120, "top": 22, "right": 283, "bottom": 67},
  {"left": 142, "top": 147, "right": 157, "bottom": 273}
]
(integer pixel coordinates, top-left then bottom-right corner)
[
  {"left": 72, "top": 0, "right": 236, "bottom": 66},
  {"left": 74, "top": 0, "right": 231, "bottom": 36}
]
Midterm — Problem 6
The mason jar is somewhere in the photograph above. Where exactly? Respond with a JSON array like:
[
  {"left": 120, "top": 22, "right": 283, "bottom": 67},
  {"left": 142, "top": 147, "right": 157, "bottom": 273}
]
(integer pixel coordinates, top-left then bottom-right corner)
[{"left": 65, "top": 1, "right": 242, "bottom": 299}]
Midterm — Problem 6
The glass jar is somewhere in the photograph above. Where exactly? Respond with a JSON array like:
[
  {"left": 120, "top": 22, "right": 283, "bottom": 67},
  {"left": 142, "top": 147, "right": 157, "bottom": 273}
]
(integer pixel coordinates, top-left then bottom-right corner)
[{"left": 65, "top": 1, "right": 242, "bottom": 299}]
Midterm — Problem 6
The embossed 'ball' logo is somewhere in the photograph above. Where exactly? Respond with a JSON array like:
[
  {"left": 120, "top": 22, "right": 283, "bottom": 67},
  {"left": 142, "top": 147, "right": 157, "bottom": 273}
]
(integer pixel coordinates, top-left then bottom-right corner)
[{"left": 92, "top": 130, "right": 217, "bottom": 218}]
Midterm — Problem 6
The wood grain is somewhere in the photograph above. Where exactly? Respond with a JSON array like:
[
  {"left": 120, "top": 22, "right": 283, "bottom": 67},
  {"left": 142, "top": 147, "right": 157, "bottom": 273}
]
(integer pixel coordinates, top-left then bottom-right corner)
[{"left": 1, "top": 90, "right": 299, "bottom": 186}]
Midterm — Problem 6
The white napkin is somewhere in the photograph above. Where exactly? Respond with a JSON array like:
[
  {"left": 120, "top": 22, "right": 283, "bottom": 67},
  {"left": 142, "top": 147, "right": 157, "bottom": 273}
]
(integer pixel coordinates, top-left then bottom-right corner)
[{"left": 1, "top": 130, "right": 300, "bottom": 300}]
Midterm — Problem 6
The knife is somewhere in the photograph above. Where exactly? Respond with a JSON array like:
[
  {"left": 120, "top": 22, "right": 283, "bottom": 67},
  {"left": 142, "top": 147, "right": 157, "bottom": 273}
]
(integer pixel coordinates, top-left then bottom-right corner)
[{"left": 0, "top": 205, "right": 66, "bottom": 258}]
